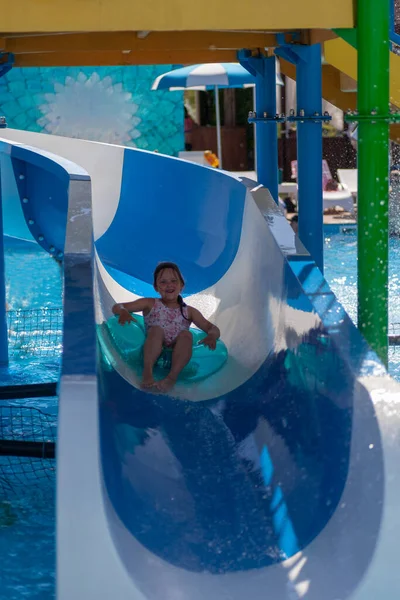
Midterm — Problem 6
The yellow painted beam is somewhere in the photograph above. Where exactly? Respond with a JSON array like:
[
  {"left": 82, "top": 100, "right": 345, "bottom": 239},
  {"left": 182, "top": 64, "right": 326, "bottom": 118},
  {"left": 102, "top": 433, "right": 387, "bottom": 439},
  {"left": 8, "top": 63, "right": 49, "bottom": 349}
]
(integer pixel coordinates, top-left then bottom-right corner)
[
  {"left": 5, "top": 31, "right": 279, "bottom": 54},
  {"left": 324, "top": 37, "right": 400, "bottom": 108},
  {"left": 0, "top": 0, "right": 354, "bottom": 33},
  {"left": 321, "top": 65, "right": 357, "bottom": 112},
  {"left": 391, "top": 124, "right": 400, "bottom": 143},
  {"left": 280, "top": 59, "right": 357, "bottom": 111},
  {"left": 323, "top": 38, "right": 357, "bottom": 80},
  {"left": 13, "top": 49, "right": 239, "bottom": 67}
]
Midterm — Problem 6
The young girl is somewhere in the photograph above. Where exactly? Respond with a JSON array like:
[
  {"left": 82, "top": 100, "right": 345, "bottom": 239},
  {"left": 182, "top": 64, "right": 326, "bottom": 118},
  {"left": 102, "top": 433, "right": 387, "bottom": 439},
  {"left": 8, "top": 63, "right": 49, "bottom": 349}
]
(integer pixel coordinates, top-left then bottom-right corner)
[{"left": 112, "top": 262, "right": 220, "bottom": 392}]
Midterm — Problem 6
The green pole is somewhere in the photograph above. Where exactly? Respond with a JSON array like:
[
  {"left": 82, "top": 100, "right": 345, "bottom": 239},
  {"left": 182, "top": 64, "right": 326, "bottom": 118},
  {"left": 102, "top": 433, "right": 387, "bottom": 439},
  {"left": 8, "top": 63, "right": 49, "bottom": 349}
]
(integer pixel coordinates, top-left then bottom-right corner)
[{"left": 357, "top": 0, "right": 390, "bottom": 365}]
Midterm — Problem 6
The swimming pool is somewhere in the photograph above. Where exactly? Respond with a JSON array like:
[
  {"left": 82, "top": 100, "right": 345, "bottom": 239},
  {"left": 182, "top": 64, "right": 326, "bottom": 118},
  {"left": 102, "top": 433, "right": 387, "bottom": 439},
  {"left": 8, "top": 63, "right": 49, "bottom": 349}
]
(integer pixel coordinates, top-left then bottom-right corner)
[
  {"left": 5, "top": 228, "right": 400, "bottom": 382},
  {"left": 1, "top": 226, "right": 400, "bottom": 599},
  {"left": 324, "top": 224, "right": 400, "bottom": 380},
  {"left": 0, "top": 238, "right": 60, "bottom": 600}
]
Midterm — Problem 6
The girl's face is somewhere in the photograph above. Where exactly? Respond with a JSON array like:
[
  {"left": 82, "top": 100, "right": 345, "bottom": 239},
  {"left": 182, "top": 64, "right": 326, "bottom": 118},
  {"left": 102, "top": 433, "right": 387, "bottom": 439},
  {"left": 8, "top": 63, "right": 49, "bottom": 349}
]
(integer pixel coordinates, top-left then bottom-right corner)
[{"left": 155, "top": 268, "right": 183, "bottom": 302}]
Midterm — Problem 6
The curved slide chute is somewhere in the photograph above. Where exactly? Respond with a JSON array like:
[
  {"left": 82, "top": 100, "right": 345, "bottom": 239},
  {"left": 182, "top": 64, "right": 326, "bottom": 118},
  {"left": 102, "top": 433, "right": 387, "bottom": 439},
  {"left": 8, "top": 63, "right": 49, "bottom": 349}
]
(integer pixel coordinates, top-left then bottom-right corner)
[{"left": 1, "top": 128, "right": 400, "bottom": 599}]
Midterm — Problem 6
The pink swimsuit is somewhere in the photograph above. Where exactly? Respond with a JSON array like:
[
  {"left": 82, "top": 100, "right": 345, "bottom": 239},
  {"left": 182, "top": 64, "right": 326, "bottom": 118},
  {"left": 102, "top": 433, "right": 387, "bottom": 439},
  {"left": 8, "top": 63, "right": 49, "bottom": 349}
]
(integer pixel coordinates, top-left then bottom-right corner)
[{"left": 144, "top": 299, "right": 190, "bottom": 346}]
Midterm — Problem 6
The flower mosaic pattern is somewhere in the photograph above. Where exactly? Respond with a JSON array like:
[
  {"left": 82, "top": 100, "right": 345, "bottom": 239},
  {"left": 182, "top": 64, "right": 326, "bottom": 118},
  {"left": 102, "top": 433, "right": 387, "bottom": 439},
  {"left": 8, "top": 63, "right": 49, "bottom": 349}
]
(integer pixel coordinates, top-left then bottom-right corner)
[{"left": 0, "top": 65, "right": 184, "bottom": 155}]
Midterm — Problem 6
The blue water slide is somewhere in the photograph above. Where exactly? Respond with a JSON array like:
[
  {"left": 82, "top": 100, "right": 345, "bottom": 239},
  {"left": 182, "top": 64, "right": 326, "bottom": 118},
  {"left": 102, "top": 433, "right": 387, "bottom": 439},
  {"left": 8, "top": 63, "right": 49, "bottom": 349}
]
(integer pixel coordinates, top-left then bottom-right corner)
[
  {"left": 0, "top": 129, "right": 400, "bottom": 600},
  {"left": 0, "top": 141, "right": 87, "bottom": 255}
]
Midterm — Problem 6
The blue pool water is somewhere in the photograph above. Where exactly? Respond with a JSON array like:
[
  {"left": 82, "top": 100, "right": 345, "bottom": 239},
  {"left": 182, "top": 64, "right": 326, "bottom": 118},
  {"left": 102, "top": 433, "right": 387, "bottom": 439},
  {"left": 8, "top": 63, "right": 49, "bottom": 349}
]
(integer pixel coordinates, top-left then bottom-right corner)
[
  {"left": 5, "top": 237, "right": 62, "bottom": 311},
  {"left": 324, "top": 224, "right": 400, "bottom": 379},
  {"left": 1, "top": 238, "right": 61, "bottom": 600},
  {"left": 0, "top": 488, "right": 55, "bottom": 600},
  {"left": 1, "top": 227, "right": 400, "bottom": 599}
]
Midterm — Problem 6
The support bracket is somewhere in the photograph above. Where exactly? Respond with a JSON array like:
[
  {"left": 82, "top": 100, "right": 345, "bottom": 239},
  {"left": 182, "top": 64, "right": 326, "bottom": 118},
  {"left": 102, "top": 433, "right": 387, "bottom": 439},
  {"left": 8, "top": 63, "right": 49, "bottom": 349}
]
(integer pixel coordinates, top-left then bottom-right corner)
[
  {"left": 345, "top": 109, "right": 400, "bottom": 124},
  {"left": 287, "top": 110, "right": 332, "bottom": 123},
  {"left": 248, "top": 111, "right": 286, "bottom": 124}
]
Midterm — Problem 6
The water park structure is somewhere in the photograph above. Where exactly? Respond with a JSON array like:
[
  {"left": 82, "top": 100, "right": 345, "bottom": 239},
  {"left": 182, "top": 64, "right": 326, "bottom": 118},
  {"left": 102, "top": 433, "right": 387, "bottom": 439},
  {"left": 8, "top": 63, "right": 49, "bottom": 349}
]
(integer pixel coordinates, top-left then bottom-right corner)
[{"left": 0, "top": 1, "right": 400, "bottom": 599}]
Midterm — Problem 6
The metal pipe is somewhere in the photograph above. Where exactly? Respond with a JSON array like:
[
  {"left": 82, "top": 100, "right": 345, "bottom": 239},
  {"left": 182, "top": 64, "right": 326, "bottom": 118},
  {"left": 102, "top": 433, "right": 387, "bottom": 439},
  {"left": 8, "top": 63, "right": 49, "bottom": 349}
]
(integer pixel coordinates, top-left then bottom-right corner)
[
  {"left": 254, "top": 56, "right": 279, "bottom": 202},
  {"left": 214, "top": 85, "right": 223, "bottom": 169},
  {"left": 357, "top": 0, "right": 390, "bottom": 364},
  {"left": 295, "top": 44, "right": 324, "bottom": 272}
]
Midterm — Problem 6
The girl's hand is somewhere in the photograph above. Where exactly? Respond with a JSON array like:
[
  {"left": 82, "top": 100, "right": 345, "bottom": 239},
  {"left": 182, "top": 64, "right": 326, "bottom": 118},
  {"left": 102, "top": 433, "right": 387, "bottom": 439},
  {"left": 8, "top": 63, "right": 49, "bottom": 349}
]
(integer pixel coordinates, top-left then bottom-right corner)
[
  {"left": 189, "top": 308, "right": 220, "bottom": 350},
  {"left": 199, "top": 332, "right": 218, "bottom": 350},
  {"left": 117, "top": 308, "right": 136, "bottom": 325}
]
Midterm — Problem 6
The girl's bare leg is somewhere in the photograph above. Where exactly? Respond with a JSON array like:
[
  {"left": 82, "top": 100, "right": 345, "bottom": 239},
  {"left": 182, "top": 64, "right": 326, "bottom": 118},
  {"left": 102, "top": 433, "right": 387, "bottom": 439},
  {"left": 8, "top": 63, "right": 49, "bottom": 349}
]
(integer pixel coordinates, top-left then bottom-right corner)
[
  {"left": 142, "top": 326, "right": 164, "bottom": 388},
  {"left": 157, "top": 331, "right": 193, "bottom": 392}
]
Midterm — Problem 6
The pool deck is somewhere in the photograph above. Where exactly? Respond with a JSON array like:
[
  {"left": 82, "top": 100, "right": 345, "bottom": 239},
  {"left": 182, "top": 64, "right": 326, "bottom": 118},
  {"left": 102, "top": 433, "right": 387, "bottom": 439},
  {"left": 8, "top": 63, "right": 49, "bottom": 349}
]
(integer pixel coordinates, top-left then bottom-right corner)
[
  {"left": 231, "top": 171, "right": 357, "bottom": 226},
  {"left": 288, "top": 213, "right": 357, "bottom": 225},
  {"left": 287, "top": 212, "right": 356, "bottom": 225},
  {"left": 322, "top": 213, "right": 356, "bottom": 225}
]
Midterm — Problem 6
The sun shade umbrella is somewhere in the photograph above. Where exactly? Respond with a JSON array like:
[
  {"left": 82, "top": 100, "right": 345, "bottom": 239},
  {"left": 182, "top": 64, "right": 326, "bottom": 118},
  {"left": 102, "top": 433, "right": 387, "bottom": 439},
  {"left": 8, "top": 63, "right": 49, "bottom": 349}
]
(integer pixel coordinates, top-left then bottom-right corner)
[{"left": 152, "top": 62, "right": 284, "bottom": 169}]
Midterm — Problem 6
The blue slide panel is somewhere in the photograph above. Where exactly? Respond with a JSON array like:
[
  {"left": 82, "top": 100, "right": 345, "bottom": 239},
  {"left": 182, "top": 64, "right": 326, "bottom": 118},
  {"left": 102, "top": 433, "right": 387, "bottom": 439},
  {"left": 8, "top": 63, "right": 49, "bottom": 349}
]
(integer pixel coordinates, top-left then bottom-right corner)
[
  {"left": 0, "top": 142, "right": 88, "bottom": 258},
  {"left": 97, "top": 257, "right": 383, "bottom": 589},
  {"left": 10, "top": 156, "right": 68, "bottom": 257},
  {"left": 0, "top": 134, "right": 392, "bottom": 599},
  {"left": 0, "top": 139, "right": 95, "bottom": 375},
  {"left": 96, "top": 150, "right": 246, "bottom": 295},
  {"left": 63, "top": 253, "right": 97, "bottom": 377},
  {"left": 0, "top": 141, "right": 72, "bottom": 256}
]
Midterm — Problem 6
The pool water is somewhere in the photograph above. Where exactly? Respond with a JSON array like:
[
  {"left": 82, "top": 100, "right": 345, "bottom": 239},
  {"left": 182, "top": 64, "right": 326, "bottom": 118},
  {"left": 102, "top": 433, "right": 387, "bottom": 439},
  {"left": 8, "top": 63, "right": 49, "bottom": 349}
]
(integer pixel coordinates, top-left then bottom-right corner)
[
  {"left": 2, "top": 237, "right": 63, "bottom": 387},
  {"left": 2, "top": 228, "right": 400, "bottom": 599},
  {"left": 0, "top": 488, "right": 55, "bottom": 600},
  {"left": 5, "top": 237, "right": 62, "bottom": 311},
  {"left": 1, "top": 238, "right": 61, "bottom": 600},
  {"left": 324, "top": 224, "right": 400, "bottom": 380}
]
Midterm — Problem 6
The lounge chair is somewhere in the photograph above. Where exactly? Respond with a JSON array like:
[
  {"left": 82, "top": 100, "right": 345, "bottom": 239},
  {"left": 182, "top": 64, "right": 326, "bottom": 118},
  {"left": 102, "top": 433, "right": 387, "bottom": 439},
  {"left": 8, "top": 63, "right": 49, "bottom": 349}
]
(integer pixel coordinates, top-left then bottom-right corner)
[
  {"left": 291, "top": 160, "right": 355, "bottom": 214},
  {"left": 337, "top": 168, "right": 358, "bottom": 200}
]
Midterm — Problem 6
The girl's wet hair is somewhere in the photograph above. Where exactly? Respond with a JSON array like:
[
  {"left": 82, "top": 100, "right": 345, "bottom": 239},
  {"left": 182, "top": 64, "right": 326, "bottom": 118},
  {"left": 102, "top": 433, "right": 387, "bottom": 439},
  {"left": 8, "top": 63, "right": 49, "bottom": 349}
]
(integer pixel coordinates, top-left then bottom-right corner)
[{"left": 153, "top": 262, "right": 190, "bottom": 321}]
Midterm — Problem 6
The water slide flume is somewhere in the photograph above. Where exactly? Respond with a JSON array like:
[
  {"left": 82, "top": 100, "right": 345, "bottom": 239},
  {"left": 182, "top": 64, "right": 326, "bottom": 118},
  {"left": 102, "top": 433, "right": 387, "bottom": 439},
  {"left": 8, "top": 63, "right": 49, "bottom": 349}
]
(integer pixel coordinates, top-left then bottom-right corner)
[{"left": 0, "top": 129, "right": 400, "bottom": 600}]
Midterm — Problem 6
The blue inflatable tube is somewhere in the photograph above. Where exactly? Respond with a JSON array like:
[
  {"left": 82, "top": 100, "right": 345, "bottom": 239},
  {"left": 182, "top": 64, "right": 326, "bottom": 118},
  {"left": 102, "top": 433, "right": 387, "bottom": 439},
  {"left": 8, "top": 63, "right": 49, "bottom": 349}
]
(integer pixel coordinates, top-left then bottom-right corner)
[{"left": 101, "top": 314, "right": 228, "bottom": 383}]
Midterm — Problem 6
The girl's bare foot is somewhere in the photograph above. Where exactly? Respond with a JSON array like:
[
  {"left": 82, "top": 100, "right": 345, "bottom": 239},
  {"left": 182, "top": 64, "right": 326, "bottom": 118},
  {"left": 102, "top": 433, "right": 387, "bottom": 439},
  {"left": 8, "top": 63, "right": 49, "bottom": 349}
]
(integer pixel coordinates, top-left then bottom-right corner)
[
  {"left": 141, "top": 372, "right": 156, "bottom": 389},
  {"left": 156, "top": 376, "right": 177, "bottom": 393}
]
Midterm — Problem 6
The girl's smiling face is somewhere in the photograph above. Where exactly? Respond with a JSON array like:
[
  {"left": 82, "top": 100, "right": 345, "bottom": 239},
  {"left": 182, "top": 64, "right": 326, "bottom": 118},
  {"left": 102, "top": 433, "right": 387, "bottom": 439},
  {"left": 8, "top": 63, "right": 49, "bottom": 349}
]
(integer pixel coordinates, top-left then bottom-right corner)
[{"left": 155, "top": 268, "right": 183, "bottom": 302}]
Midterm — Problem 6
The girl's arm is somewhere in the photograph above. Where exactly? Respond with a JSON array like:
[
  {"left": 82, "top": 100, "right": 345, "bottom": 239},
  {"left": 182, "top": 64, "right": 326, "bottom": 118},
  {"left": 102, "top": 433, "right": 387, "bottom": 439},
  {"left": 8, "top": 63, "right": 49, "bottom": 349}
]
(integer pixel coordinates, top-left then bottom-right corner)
[
  {"left": 189, "top": 307, "right": 220, "bottom": 350},
  {"left": 112, "top": 298, "right": 154, "bottom": 325}
]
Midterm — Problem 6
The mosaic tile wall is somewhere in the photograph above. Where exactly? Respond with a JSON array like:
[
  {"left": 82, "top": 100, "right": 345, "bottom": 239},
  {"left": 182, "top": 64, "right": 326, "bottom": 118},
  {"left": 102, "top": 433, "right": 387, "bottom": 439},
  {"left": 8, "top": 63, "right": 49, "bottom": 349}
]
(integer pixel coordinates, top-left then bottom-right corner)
[{"left": 0, "top": 65, "right": 184, "bottom": 155}]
